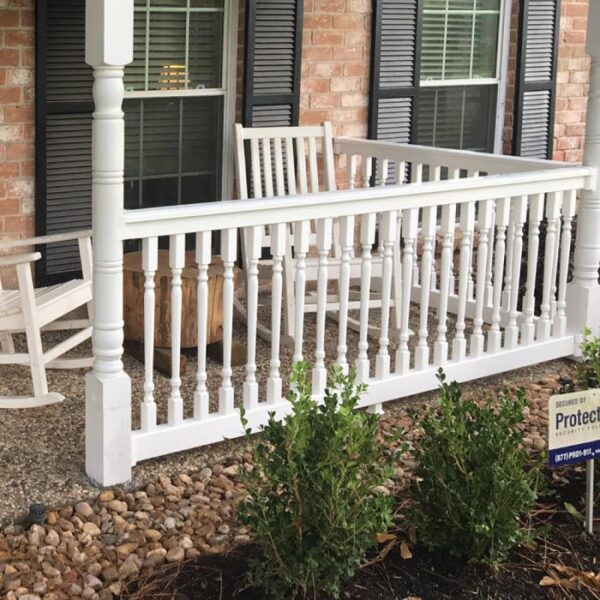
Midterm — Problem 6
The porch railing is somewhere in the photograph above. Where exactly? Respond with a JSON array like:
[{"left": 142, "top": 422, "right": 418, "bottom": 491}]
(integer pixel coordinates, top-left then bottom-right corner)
[
  {"left": 83, "top": 0, "right": 600, "bottom": 488},
  {"left": 101, "top": 138, "right": 592, "bottom": 473}
]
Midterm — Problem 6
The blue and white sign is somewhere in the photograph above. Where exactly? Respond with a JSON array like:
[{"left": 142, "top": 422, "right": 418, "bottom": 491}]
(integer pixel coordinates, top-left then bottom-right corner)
[{"left": 548, "top": 389, "right": 600, "bottom": 467}]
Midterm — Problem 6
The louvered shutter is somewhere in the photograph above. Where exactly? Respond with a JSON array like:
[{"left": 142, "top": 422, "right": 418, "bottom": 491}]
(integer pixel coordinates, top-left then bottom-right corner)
[
  {"left": 243, "top": 0, "right": 304, "bottom": 126},
  {"left": 368, "top": 0, "right": 421, "bottom": 144},
  {"left": 513, "top": 0, "right": 560, "bottom": 159},
  {"left": 36, "top": 0, "right": 94, "bottom": 284}
]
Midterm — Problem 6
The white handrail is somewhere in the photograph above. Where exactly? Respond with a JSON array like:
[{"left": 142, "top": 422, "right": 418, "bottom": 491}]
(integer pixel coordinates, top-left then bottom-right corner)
[
  {"left": 333, "top": 137, "right": 576, "bottom": 174},
  {"left": 122, "top": 165, "right": 594, "bottom": 240}
]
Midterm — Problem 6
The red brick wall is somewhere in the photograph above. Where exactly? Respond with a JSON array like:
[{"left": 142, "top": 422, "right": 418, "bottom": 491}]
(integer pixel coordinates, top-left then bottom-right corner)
[
  {"left": 299, "top": 0, "right": 371, "bottom": 138},
  {"left": 0, "top": 0, "right": 34, "bottom": 248},
  {"left": 553, "top": 0, "right": 589, "bottom": 162}
]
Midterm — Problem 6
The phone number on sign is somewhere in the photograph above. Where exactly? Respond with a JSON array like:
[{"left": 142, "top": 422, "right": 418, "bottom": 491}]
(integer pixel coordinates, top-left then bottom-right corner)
[{"left": 554, "top": 447, "right": 595, "bottom": 463}]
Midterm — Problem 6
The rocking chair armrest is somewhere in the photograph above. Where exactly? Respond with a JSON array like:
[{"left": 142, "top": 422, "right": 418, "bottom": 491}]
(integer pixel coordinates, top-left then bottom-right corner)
[
  {"left": 0, "top": 229, "right": 92, "bottom": 250},
  {"left": 0, "top": 252, "right": 41, "bottom": 267}
]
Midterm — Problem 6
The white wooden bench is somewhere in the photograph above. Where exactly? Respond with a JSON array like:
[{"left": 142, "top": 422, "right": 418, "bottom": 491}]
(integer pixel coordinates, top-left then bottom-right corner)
[{"left": 0, "top": 230, "right": 93, "bottom": 408}]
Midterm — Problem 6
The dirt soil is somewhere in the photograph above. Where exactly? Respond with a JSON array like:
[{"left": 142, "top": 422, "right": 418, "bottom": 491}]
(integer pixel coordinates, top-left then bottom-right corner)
[{"left": 124, "top": 467, "right": 600, "bottom": 600}]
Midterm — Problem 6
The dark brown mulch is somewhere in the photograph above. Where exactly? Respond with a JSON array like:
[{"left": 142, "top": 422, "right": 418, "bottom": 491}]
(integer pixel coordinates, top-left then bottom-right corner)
[{"left": 123, "top": 466, "right": 600, "bottom": 600}]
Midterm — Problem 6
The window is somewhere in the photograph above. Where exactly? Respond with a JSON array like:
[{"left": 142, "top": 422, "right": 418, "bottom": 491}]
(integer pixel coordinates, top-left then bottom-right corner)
[
  {"left": 123, "top": 0, "right": 238, "bottom": 210},
  {"left": 416, "top": 0, "right": 505, "bottom": 151}
]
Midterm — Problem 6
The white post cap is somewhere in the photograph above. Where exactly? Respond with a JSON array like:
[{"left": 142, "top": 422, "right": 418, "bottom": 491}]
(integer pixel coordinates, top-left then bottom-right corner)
[{"left": 85, "top": 0, "right": 134, "bottom": 67}]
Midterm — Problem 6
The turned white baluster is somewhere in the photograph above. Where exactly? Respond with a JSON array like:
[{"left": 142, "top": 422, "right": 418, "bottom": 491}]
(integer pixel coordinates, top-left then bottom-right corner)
[
  {"left": 313, "top": 218, "right": 333, "bottom": 396},
  {"left": 376, "top": 212, "right": 397, "bottom": 380},
  {"left": 415, "top": 206, "right": 436, "bottom": 369},
  {"left": 466, "top": 171, "right": 480, "bottom": 300},
  {"left": 293, "top": 220, "right": 311, "bottom": 363},
  {"left": 505, "top": 196, "right": 528, "bottom": 349},
  {"left": 537, "top": 192, "right": 561, "bottom": 341},
  {"left": 502, "top": 219, "right": 515, "bottom": 311},
  {"left": 430, "top": 166, "right": 441, "bottom": 291},
  {"left": 434, "top": 202, "right": 457, "bottom": 365},
  {"left": 452, "top": 202, "right": 475, "bottom": 361},
  {"left": 470, "top": 200, "right": 493, "bottom": 357},
  {"left": 488, "top": 198, "right": 511, "bottom": 354},
  {"left": 521, "top": 194, "right": 544, "bottom": 345},
  {"left": 244, "top": 225, "right": 262, "bottom": 410},
  {"left": 268, "top": 223, "right": 286, "bottom": 404},
  {"left": 193, "top": 231, "right": 211, "bottom": 420},
  {"left": 396, "top": 208, "right": 418, "bottom": 374},
  {"left": 550, "top": 203, "right": 562, "bottom": 319},
  {"left": 485, "top": 208, "right": 496, "bottom": 306},
  {"left": 168, "top": 234, "right": 185, "bottom": 426},
  {"left": 85, "top": 0, "right": 134, "bottom": 485},
  {"left": 141, "top": 236, "right": 158, "bottom": 431},
  {"left": 219, "top": 228, "right": 236, "bottom": 414},
  {"left": 554, "top": 190, "right": 576, "bottom": 337},
  {"left": 411, "top": 164, "right": 423, "bottom": 285},
  {"left": 356, "top": 213, "right": 376, "bottom": 383},
  {"left": 337, "top": 215, "right": 355, "bottom": 374}
]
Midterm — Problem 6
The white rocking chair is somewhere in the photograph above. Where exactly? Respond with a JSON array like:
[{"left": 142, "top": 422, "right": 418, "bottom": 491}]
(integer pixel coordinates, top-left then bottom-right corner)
[
  {"left": 233, "top": 121, "right": 397, "bottom": 342},
  {"left": 0, "top": 230, "right": 93, "bottom": 408}
]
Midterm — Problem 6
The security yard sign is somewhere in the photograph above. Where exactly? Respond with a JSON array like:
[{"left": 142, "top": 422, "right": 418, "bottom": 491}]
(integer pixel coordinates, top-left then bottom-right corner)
[
  {"left": 548, "top": 389, "right": 600, "bottom": 467},
  {"left": 548, "top": 388, "right": 600, "bottom": 534}
]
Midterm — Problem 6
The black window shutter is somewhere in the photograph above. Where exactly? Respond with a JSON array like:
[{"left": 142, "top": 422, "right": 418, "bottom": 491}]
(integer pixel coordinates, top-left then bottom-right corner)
[
  {"left": 368, "top": 0, "right": 421, "bottom": 143},
  {"left": 243, "top": 0, "right": 304, "bottom": 127},
  {"left": 513, "top": 0, "right": 561, "bottom": 159},
  {"left": 36, "top": 0, "right": 94, "bottom": 284}
]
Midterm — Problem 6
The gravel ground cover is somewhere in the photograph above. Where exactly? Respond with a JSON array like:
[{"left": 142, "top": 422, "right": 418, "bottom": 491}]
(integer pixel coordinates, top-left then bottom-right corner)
[{"left": 0, "top": 349, "right": 574, "bottom": 599}]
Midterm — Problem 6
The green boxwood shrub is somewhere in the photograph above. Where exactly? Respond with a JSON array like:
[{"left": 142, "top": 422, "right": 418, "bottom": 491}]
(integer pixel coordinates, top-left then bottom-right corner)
[
  {"left": 576, "top": 327, "right": 600, "bottom": 390},
  {"left": 238, "top": 363, "right": 395, "bottom": 599},
  {"left": 410, "top": 369, "right": 543, "bottom": 566}
]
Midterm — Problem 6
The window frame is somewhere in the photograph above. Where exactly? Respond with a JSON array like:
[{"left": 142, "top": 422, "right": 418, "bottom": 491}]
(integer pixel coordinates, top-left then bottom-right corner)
[
  {"left": 417, "top": 0, "right": 511, "bottom": 153},
  {"left": 124, "top": 0, "right": 239, "bottom": 202}
]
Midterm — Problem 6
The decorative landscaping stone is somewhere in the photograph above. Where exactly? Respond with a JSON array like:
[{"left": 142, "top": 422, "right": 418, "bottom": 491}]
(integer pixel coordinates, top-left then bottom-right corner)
[{"left": 0, "top": 368, "right": 569, "bottom": 598}]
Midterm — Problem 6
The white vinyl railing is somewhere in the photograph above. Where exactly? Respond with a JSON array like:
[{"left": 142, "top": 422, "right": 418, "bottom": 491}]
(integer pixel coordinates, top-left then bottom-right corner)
[{"left": 115, "top": 138, "right": 593, "bottom": 468}]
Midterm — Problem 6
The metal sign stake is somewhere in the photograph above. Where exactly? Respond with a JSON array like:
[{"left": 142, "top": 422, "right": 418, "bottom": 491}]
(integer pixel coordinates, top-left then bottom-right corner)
[{"left": 586, "top": 459, "right": 595, "bottom": 535}]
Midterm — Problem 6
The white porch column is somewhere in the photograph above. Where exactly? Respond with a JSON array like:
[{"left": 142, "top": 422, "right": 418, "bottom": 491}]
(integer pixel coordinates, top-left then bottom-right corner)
[
  {"left": 567, "top": 1, "right": 600, "bottom": 338},
  {"left": 84, "top": 0, "right": 134, "bottom": 485}
]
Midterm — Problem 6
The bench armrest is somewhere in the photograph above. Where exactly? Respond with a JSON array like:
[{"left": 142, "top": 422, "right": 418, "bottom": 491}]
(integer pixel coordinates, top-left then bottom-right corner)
[
  {"left": 0, "top": 229, "right": 92, "bottom": 251},
  {"left": 0, "top": 252, "right": 41, "bottom": 267}
]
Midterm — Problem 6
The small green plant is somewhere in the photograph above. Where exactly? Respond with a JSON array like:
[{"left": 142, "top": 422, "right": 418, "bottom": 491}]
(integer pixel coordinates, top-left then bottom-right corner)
[
  {"left": 576, "top": 327, "right": 600, "bottom": 390},
  {"left": 238, "top": 363, "right": 395, "bottom": 599},
  {"left": 410, "top": 369, "right": 543, "bottom": 566}
]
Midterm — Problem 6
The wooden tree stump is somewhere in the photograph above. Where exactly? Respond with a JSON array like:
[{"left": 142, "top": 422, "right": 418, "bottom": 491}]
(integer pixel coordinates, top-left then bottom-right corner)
[{"left": 123, "top": 250, "right": 238, "bottom": 348}]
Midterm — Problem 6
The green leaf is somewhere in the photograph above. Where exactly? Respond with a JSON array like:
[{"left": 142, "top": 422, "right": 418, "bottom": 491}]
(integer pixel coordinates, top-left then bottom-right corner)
[{"left": 564, "top": 502, "right": 585, "bottom": 522}]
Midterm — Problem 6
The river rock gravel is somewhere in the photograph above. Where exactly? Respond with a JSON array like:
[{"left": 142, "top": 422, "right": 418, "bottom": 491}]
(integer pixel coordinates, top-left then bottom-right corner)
[{"left": 0, "top": 358, "right": 574, "bottom": 599}]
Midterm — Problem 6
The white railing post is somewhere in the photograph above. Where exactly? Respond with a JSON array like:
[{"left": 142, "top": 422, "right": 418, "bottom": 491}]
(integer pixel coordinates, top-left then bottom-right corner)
[
  {"left": 84, "top": 0, "right": 134, "bottom": 486},
  {"left": 567, "top": 3, "right": 600, "bottom": 338}
]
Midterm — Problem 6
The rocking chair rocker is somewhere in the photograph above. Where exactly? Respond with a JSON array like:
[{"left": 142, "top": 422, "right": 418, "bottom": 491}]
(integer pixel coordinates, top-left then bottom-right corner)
[{"left": 0, "top": 230, "right": 93, "bottom": 408}]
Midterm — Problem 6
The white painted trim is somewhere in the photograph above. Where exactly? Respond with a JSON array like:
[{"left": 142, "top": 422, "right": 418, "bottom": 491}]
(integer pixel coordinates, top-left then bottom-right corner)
[
  {"left": 124, "top": 89, "right": 227, "bottom": 99},
  {"left": 494, "top": 0, "right": 513, "bottom": 153},
  {"left": 420, "top": 78, "right": 499, "bottom": 88},
  {"left": 122, "top": 163, "right": 594, "bottom": 240},
  {"left": 131, "top": 335, "right": 575, "bottom": 465},
  {"left": 221, "top": 0, "right": 239, "bottom": 201}
]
